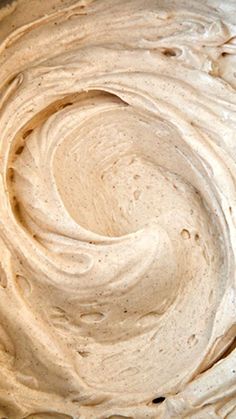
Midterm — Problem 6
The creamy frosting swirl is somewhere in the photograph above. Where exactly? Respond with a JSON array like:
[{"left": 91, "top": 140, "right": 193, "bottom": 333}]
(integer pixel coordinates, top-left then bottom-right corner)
[{"left": 0, "top": 1, "right": 236, "bottom": 418}]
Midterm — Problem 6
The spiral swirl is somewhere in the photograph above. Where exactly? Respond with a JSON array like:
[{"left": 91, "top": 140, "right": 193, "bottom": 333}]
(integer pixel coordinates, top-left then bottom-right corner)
[{"left": 0, "top": 0, "right": 236, "bottom": 418}]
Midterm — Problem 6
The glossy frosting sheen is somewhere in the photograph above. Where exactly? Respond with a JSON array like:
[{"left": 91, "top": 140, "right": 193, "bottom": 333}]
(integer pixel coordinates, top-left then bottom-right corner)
[{"left": 0, "top": 0, "right": 236, "bottom": 418}]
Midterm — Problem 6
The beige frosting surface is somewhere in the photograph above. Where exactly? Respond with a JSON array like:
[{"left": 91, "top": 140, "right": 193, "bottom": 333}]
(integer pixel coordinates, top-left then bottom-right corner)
[{"left": 0, "top": 0, "right": 236, "bottom": 418}]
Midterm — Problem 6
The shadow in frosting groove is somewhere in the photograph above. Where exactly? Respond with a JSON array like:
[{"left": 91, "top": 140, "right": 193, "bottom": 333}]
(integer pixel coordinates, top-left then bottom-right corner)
[{"left": 0, "top": 0, "right": 236, "bottom": 418}]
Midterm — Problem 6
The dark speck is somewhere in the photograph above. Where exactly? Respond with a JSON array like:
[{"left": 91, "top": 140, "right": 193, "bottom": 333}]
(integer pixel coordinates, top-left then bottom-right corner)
[{"left": 152, "top": 396, "right": 165, "bottom": 404}]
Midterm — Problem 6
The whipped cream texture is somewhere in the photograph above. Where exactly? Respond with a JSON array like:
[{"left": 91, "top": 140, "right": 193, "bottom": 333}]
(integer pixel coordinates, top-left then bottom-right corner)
[{"left": 0, "top": 1, "right": 236, "bottom": 418}]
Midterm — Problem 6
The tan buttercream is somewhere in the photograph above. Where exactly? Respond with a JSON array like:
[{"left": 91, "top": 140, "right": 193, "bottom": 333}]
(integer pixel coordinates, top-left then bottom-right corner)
[{"left": 0, "top": 1, "right": 236, "bottom": 418}]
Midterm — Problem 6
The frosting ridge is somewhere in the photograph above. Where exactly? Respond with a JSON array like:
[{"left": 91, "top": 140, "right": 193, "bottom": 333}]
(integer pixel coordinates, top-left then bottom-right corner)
[{"left": 0, "top": 1, "right": 236, "bottom": 418}]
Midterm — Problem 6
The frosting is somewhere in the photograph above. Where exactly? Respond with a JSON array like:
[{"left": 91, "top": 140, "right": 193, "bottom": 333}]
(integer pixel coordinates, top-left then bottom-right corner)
[{"left": 0, "top": 0, "right": 236, "bottom": 418}]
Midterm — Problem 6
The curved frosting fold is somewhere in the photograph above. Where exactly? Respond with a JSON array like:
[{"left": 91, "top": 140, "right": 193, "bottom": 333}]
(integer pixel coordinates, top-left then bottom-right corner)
[{"left": 0, "top": 0, "right": 236, "bottom": 418}]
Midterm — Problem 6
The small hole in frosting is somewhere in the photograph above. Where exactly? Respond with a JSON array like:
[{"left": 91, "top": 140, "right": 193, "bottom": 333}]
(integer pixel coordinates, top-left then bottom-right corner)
[
  {"left": 77, "top": 350, "right": 90, "bottom": 358},
  {"left": 61, "top": 102, "right": 73, "bottom": 109},
  {"left": 15, "top": 145, "right": 24, "bottom": 155},
  {"left": 14, "top": 200, "right": 21, "bottom": 217},
  {"left": 22, "top": 129, "right": 33, "bottom": 139},
  {"left": 152, "top": 396, "right": 165, "bottom": 404},
  {"left": 187, "top": 334, "right": 198, "bottom": 346},
  {"left": 162, "top": 48, "right": 176, "bottom": 57},
  {"left": 181, "top": 229, "right": 190, "bottom": 239},
  {"left": 195, "top": 233, "right": 200, "bottom": 242},
  {"left": 8, "top": 167, "right": 14, "bottom": 182}
]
